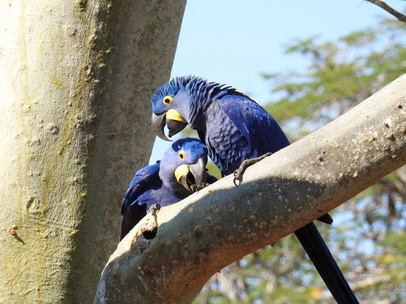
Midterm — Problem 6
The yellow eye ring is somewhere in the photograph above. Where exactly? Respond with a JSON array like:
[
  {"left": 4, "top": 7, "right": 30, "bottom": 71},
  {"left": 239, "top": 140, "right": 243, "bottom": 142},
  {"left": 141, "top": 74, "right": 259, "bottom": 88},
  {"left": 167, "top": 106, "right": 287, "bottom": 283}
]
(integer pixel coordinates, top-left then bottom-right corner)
[
  {"left": 163, "top": 96, "right": 173, "bottom": 106},
  {"left": 178, "top": 150, "right": 186, "bottom": 160}
]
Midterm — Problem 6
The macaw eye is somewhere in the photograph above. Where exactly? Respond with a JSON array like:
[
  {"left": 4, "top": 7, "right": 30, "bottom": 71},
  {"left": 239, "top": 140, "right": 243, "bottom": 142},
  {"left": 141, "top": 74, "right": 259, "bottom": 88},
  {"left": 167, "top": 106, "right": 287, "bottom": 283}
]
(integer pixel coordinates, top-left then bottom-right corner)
[
  {"left": 178, "top": 150, "right": 186, "bottom": 160},
  {"left": 163, "top": 96, "right": 173, "bottom": 106}
]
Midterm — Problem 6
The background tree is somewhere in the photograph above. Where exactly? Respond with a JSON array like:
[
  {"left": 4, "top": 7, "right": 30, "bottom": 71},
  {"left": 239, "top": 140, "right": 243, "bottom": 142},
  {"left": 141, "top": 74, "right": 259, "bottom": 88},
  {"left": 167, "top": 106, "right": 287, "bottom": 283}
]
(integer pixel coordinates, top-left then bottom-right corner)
[
  {"left": 195, "top": 18, "right": 406, "bottom": 304},
  {"left": 0, "top": 1, "right": 186, "bottom": 303}
]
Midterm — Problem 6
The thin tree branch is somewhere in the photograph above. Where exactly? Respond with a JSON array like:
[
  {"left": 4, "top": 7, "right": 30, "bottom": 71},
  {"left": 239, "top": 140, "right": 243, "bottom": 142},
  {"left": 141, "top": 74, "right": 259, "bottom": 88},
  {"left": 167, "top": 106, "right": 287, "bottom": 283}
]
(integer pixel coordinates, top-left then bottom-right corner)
[
  {"left": 94, "top": 74, "right": 406, "bottom": 304},
  {"left": 366, "top": 0, "right": 406, "bottom": 23}
]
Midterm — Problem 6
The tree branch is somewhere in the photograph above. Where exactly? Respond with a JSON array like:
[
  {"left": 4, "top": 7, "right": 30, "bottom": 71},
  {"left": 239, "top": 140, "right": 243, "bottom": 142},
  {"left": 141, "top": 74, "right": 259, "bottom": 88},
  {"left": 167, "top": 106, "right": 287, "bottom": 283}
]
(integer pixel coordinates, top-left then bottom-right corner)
[
  {"left": 94, "top": 74, "right": 406, "bottom": 304},
  {"left": 366, "top": 0, "right": 406, "bottom": 23}
]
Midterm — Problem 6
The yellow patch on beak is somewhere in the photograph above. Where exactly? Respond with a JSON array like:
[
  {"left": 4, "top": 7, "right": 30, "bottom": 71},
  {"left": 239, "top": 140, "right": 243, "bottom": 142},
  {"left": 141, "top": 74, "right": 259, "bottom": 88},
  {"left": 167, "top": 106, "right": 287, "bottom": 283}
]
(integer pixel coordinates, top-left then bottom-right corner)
[
  {"left": 175, "top": 164, "right": 190, "bottom": 183},
  {"left": 167, "top": 109, "right": 187, "bottom": 123}
]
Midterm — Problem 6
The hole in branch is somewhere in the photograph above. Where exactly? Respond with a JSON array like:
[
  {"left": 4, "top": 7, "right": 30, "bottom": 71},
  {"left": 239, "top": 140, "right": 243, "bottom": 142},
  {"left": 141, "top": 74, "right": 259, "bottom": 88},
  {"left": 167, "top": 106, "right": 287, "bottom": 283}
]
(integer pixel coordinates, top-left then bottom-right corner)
[{"left": 143, "top": 227, "right": 157, "bottom": 239}]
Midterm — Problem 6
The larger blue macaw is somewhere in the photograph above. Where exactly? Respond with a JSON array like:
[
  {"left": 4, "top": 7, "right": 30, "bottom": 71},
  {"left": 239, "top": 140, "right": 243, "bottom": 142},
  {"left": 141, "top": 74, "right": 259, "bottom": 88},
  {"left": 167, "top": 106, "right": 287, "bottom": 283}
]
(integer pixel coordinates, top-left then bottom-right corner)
[
  {"left": 150, "top": 76, "right": 358, "bottom": 303},
  {"left": 120, "top": 137, "right": 216, "bottom": 240}
]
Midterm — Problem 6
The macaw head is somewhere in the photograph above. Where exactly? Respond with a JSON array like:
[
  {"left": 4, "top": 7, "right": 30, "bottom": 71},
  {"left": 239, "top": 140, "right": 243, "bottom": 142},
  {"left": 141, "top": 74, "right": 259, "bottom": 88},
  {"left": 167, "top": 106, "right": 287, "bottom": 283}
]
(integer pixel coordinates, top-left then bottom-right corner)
[
  {"left": 151, "top": 76, "right": 232, "bottom": 140},
  {"left": 159, "top": 137, "right": 210, "bottom": 195},
  {"left": 151, "top": 75, "right": 229, "bottom": 141},
  {"left": 151, "top": 76, "right": 196, "bottom": 141}
]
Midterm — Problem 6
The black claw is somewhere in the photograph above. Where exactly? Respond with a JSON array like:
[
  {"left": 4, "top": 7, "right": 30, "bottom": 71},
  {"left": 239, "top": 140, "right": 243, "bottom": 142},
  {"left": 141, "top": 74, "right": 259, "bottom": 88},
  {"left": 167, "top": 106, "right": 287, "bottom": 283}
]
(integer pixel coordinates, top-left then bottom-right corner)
[
  {"left": 191, "top": 183, "right": 210, "bottom": 192},
  {"left": 232, "top": 153, "right": 273, "bottom": 187},
  {"left": 233, "top": 170, "right": 243, "bottom": 186}
]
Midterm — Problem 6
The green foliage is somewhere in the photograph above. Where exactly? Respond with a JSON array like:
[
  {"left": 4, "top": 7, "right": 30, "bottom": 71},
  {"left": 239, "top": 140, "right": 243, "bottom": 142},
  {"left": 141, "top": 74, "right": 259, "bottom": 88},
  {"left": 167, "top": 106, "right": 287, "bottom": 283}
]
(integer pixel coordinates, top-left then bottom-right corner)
[
  {"left": 263, "top": 19, "right": 406, "bottom": 140},
  {"left": 197, "top": 17, "right": 406, "bottom": 304}
]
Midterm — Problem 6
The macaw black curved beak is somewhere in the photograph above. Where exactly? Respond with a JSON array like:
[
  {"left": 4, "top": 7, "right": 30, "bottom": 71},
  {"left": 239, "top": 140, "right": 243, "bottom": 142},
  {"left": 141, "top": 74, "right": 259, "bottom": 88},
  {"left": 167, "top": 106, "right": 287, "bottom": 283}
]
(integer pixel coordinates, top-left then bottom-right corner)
[
  {"left": 175, "top": 157, "right": 209, "bottom": 193},
  {"left": 151, "top": 110, "right": 188, "bottom": 141},
  {"left": 151, "top": 112, "right": 170, "bottom": 141}
]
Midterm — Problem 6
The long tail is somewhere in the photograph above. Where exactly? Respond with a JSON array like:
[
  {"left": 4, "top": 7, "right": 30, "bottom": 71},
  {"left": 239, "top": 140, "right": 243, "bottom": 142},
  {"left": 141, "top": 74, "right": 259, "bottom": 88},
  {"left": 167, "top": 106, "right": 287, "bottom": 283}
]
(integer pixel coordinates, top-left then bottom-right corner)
[{"left": 294, "top": 222, "right": 359, "bottom": 304}]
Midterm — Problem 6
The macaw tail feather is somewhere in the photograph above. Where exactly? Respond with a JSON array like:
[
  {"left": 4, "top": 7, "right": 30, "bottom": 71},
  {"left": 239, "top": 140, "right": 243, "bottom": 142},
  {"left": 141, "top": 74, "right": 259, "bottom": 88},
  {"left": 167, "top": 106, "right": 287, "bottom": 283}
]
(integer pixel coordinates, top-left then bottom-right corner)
[{"left": 295, "top": 223, "right": 359, "bottom": 304}]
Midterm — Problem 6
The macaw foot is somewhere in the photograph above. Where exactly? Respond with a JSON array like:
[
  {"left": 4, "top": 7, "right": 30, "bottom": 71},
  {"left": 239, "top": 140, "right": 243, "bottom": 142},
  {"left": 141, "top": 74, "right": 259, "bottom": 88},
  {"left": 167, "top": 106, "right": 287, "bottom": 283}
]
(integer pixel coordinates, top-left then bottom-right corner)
[
  {"left": 190, "top": 182, "right": 211, "bottom": 192},
  {"left": 147, "top": 203, "right": 161, "bottom": 222},
  {"left": 233, "top": 152, "right": 273, "bottom": 186}
]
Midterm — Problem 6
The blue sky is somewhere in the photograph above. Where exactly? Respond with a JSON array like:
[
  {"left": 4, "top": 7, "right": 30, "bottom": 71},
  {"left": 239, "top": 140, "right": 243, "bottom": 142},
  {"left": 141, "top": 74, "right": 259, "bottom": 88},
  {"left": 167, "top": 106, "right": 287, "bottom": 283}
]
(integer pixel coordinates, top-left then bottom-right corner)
[{"left": 150, "top": 0, "right": 406, "bottom": 162}]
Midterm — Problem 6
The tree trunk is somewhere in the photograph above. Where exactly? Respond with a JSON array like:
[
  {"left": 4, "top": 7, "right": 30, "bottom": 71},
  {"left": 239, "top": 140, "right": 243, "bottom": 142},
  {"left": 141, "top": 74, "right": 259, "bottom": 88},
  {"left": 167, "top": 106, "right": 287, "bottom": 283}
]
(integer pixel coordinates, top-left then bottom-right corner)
[
  {"left": 95, "top": 74, "right": 406, "bottom": 304},
  {"left": 0, "top": 0, "right": 186, "bottom": 303}
]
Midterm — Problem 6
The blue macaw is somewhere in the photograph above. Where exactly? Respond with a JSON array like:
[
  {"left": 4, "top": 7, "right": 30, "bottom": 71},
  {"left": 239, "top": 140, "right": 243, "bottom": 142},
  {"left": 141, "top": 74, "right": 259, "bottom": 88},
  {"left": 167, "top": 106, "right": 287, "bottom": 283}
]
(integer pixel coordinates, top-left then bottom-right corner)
[
  {"left": 150, "top": 76, "right": 358, "bottom": 303},
  {"left": 120, "top": 137, "right": 216, "bottom": 240}
]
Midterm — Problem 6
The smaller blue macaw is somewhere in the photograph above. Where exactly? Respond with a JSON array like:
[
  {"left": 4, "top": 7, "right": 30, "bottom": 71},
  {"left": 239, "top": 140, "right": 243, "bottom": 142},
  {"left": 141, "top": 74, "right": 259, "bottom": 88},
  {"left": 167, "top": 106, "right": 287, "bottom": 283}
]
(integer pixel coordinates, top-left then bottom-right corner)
[{"left": 120, "top": 137, "right": 216, "bottom": 240}]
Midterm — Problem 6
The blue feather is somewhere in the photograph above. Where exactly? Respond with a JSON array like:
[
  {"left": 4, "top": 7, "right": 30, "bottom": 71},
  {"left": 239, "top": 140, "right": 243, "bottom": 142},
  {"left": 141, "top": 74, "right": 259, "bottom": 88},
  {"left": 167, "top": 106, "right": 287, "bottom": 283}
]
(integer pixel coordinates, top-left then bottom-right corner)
[
  {"left": 150, "top": 76, "right": 359, "bottom": 303},
  {"left": 151, "top": 76, "right": 289, "bottom": 174},
  {"left": 120, "top": 137, "right": 216, "bottom": 240}
]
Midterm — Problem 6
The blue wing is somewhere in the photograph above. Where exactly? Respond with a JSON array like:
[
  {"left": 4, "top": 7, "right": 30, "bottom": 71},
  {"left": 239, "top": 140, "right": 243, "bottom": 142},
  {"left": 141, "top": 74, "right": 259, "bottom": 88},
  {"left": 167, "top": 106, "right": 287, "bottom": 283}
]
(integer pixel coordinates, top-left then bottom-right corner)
[
  {"left": 120, "top": 162, "right": 161, "bottom": 240},
  {"left": 219, "top": 93, "right": 358, "bottom": 302},
  {"left": 219, "top": 94, "right": 290, "bottom": 154}
]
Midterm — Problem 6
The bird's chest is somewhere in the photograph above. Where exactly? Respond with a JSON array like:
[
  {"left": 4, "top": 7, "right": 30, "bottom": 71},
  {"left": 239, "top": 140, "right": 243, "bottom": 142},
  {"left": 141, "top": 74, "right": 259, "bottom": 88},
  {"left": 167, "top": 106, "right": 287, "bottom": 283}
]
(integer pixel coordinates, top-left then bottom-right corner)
[{"left": 202, "top": 103, "right": 252, "bottom": 174}]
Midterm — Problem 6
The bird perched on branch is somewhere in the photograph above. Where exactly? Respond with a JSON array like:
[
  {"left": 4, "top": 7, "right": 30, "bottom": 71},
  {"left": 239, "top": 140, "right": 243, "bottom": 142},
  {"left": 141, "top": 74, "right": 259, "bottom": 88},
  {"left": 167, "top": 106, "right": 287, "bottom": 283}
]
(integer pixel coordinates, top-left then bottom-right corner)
[
  {"left": 150, "top": 76, "right": 358, "bottom": 304},
  {"left": 120, "top": 137, "right": 216, "bottom": 240}
]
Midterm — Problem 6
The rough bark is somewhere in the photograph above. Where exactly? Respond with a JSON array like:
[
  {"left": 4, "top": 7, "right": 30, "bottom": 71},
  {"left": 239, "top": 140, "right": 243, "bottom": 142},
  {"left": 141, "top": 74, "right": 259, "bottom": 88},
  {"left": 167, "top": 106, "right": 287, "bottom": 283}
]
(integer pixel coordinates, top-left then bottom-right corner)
[
  {"left": 95, "top": 74, "right": 406, "bottom": 304},
  {"left": 0, "top": 0, "right": 186, "bottom": 303}
]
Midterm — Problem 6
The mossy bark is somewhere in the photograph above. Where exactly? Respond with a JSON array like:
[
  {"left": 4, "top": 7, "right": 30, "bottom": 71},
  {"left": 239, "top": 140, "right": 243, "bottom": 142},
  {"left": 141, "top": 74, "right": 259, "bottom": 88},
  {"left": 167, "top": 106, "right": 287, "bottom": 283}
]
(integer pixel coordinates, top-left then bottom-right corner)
[{"left": 0, "top": 0, "right": 186, "bottom": 303}]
